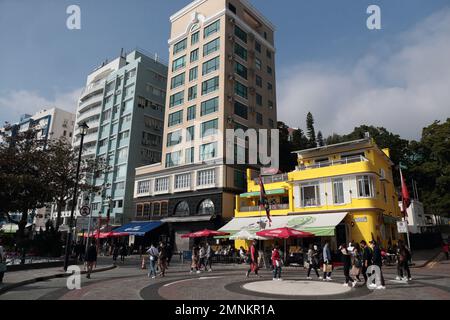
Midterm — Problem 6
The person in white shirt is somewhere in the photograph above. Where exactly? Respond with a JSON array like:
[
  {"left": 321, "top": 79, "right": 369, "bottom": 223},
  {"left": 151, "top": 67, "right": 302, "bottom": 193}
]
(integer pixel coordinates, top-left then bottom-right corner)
[{"left": 146, "top": 244, "right": 159, "bottom": 279}]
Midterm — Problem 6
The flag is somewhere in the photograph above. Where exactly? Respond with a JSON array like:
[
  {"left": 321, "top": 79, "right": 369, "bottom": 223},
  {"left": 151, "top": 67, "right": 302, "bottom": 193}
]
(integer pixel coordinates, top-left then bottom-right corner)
[
  {"left": 400, "top": 166, "right": 411, "bottom": 217},
  {"left": 258, "top": 176, "right": 272, "bottom": 225}
]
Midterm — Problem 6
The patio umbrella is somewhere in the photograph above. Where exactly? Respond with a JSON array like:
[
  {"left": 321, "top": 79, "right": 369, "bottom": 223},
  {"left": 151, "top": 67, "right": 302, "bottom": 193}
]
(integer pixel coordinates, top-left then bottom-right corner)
[
  {"left": 84, "top": 231, "right": 129, "bottom": 239},
  {"left": 256, "top": 227, "right": 314, "bottom": 263},
  {"left": 229, "top": 230, "right": 269, "bottom": 241},
  {"left": 181, "top": 229, "right": 229, "bottom": 238}
]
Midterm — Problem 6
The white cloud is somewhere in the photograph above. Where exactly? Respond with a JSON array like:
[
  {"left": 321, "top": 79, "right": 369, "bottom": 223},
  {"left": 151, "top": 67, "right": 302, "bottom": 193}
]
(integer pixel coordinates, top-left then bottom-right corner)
[
  {"left": 0, "top": 88, "right": 82, "bottom": 124},
  {"left": 277, "top": 8, "right": 450, "bottom": 140}
]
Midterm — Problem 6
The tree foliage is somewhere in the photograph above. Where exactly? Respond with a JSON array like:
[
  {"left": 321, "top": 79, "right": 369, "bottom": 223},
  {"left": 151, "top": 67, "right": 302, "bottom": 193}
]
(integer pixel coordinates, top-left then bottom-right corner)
[{"left": 306, "top": 112, "right": 317, "bottom": 148}]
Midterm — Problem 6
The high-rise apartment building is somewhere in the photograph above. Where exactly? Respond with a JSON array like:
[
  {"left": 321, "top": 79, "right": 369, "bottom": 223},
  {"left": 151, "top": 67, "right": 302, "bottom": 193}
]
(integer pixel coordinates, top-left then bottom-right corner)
[
  {"left": 132, "top": 0, "right": 277, "bottom": 251},
  {"left": 59, "top": 50, "right": 167, "bottom": 227}
]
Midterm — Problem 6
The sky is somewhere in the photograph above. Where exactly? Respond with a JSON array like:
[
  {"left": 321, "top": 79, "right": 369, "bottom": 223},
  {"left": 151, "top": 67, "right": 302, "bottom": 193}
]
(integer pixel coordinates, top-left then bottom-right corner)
[{"left": 0, "top": 0, "right": 449, "bottom": 140}]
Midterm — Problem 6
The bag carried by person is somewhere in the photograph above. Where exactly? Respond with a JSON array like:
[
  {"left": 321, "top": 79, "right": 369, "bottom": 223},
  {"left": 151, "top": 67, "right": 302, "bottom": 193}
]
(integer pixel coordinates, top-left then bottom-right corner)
[
  {"left": 350, "top": 266, "right": 361, "bottom": 277},
  {"left": 323, "top": 263, "right": 333, "bottom": 273}
]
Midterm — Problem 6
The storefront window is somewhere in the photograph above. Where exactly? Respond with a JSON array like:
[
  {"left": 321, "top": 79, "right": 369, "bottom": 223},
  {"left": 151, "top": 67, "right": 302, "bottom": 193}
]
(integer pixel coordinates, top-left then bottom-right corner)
[
  {"left": 174, "top": 201, "right": 190, "bottom": 216},
  {"left": 197, "top": 199, "right": 214, "bottom": 215}
]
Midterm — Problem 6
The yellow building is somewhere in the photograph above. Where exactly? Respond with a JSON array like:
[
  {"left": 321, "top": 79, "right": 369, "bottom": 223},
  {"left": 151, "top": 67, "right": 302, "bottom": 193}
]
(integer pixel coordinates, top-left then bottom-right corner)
[{"left": 219, "top": 138, "right": 403, "bottom": 250}]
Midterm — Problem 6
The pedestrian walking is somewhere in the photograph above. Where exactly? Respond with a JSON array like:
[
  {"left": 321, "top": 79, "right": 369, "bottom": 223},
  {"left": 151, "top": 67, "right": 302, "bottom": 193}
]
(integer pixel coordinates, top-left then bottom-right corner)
[
  {"left": 112, "top": 245, "right": 119, "bottom": 262},
  {"left": 246, "top": 240, "right": 260, "bottom": 278},
  {"left": 350, "top": 243, "right": 363, "bottom": 287},
  {"left": 205, "top": 242, "right": 213, "bottom": 272},
  {"left": 158, "top": 243, "right": 168, "bottom": 277},
  {"left": 146, "top": 244, "right": 159, "bottom": 278},
  {"left": 443, "top": 242, "right": 449, "bottom": 260},
  {"left": 306, "top": 244, "right": 322, "bottom": 280},
  {"left": 340, "top": 244, "right": 352, "bottom": 287},
  {"left": 360, "top": 240, "right": 372, "bottom": 284},
  {"left": 396, "top": 240, "right": 412, "bottom": 281},
  {"left": 120, "top": 243, "right": 127, "bottom": 262},
  {"left": 85, "top": 243, "right": 97, "bottom": 279},
  {"left": 190, "top": 245, "right": 200, "bottom": 273},
  {"left": 239, "top": 246, "right": 246, "bottom": 264},
  {"left": 0, "top": 239, "right": 6, "bottom": 284},
  {"left": 370, "top": 240, "right": 386, "bottom": 289},
  {"left": 322, "top": 241, "right": 333, "bottom": 281},
  {"left": 271, "top": 245, "right": 282, "bottom": 280},
  {"left": 198, "top": 244, "right": 207, "bottom": 271},
  {"left": 166, "top": 242, "right": 173, "bottom": 267}
]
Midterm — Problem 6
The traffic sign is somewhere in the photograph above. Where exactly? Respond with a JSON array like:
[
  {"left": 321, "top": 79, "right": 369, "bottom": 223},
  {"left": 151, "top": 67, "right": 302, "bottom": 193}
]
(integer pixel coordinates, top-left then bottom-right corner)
[
  {"left": 397, "top": 221, "right": 408, "bottom": 234},
  {"left": 79, "top": 205, "right": 91, "bottom": 217}
]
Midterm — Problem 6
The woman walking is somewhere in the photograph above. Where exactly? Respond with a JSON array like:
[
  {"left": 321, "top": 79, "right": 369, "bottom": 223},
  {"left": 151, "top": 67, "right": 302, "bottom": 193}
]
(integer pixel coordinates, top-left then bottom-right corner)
[
  {"left": 306, "top": 244, "right": 322, "bottom": 280},
  {"left": 158, "top": 243, "right": 168, "bottom": 277},
  {"left": 350, "top": 243, "right": 363, "bottom": 287},
  {"left": 190, "top": 245, "right": 200, "bottom": 273},
  {"left": 322, "top": 241, "right": 333, "bottom": 281},
  {"left": 396, "top": 240, "right": 412, "bottom": 281},
  {"left": 340, "top": 244, "right": 352, "bottom": 287},
  {"left": 246, "top": 240, "right": 260, "bottom": 278},
  {"left": 271, "top": 245, "right": 282, "bottom": 280},
  {"left": 120, "top": 244, "right": 127, "bottom": 263}
]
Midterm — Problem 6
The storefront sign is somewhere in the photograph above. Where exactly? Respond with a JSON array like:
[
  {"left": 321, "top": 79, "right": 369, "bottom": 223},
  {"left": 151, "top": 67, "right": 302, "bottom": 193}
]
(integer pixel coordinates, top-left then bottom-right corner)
[
  {"left": 397, "top": 221, "right": 408, "bottom": 233},
  {"left": 354, "top": 217, "right": 368, "bottom": 223}
]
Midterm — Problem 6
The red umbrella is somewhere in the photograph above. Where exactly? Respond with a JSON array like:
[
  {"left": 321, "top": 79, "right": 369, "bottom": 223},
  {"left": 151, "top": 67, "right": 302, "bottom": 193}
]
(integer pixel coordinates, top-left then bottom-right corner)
[
  {"left": 84, "top": 231, "right": 129, "bottom": 239},
  {"left": 256, "top": 227, "right": 314, "bottom": 239},
  {"left": 181, "top": 229, "right": 229, "bottom": 238}
]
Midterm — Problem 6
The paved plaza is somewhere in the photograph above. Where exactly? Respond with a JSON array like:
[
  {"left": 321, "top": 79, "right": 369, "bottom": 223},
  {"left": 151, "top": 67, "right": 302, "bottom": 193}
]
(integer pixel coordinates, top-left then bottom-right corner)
[{"left": 0, "top": 252, "right": 449, "bottom": 300}]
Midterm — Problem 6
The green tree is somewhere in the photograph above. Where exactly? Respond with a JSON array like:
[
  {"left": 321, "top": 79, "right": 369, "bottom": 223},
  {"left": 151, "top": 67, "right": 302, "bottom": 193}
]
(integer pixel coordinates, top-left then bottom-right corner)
[
  {"left": 306, "top": 112, "right": 317, "bottom": 148},
  {"left": 317, "top": 131, "right": 325, "bottom": 147}
]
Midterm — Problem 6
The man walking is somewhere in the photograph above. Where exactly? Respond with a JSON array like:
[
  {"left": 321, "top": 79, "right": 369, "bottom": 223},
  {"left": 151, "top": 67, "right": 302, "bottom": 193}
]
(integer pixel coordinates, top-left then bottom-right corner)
[
  {"left": 246, "top": 240, "right": 260, "bottom": 278},
  {"left": 322, "top": 241, "right": 333, "bottom": 281},
  {"left": 370, "top": 240, "right": 385, "bottom": 289},
  {"left": 396, "top": 240, "right": 412, "bottom": 281},
  {"left": 360, "top": 240, "right": 372, "bottom": 284},
  {"left": 146, "top": 243, "right": 159, "bottom": 279},
  {"left": 85, "top": 243, "right": 97, "bottom": 279},
  {"left": 205, "top": 242, "right": 213, "bottom": 272}
]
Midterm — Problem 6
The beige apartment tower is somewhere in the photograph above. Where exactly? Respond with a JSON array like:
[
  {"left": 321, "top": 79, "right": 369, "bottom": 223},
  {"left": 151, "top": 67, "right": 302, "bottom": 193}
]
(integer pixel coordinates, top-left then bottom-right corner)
[{"left": 132, "top": 0, "right": 277, "bottom": 251}]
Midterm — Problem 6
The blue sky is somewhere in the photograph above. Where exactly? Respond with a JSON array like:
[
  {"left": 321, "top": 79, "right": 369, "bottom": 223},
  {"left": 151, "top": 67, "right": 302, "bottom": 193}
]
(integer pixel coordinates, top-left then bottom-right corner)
[{"left": 1, "top": 0, "right": 449, "bottom": 139}]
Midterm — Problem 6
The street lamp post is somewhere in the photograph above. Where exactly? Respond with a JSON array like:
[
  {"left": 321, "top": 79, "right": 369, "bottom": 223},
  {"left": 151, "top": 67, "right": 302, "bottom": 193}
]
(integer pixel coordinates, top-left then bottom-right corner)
[{"left": 64, "top": 122, "right": 89, "bottom": 271}]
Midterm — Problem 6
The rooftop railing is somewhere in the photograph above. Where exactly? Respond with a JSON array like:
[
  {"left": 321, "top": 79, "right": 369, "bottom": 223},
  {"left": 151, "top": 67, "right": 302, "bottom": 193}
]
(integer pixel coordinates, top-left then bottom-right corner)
[{"left": 296, "top": 155, "right": 368, "bottom": 171}]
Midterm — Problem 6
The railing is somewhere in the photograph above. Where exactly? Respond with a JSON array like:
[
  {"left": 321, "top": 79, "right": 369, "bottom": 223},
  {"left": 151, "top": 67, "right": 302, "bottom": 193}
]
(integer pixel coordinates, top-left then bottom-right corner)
[
  {"left": 239, "top": 203, "right": 289, "bottom": 212},
  {"left": 297, "top": 155, "right": 368, "bottom": 171},
  {"left": 253, "top": 173, "right": 288, "bottom": 184}
]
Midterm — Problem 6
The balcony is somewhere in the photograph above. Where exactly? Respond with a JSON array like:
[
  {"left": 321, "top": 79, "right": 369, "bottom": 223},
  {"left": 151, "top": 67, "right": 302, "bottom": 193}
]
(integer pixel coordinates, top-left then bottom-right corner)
[
  {"left": 239, "top": 203, "right": 289, "bottom": 212},
  {"left": 78, "top": 94, "right": 103, "bottom": 113},
  {"left": 297, "top": 155, "right": 368, "bottom": 171},
  {"left": 253, "top": 173, "right": 288, "bottom": 184},
  {"left": 80, "top": 81, "right": 105, "bottom": 100},
  {"left": 77, "top": 105, "right": 101, "bottom": 123}
]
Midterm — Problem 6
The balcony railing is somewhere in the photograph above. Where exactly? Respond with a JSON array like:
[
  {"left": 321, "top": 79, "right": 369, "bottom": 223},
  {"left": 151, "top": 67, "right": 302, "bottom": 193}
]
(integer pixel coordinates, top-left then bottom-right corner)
[
  {"left": 253, "top": 173, "right": 288, "bottom": 185},
  {"left": 239, "top": 203, "right": 289, "bottom": 212},
  {"left": 297, "top": 155, "right": 368, "bottom": 171}
]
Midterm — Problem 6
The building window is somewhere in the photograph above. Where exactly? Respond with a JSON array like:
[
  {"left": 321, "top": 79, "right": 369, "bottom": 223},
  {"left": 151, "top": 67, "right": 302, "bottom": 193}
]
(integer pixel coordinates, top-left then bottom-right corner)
[
  {"left": 201, "top": 97, "right": 219, "bottom": 116},
  {"left": 168, "top": 110, "right": 183, "bottom": 127},
  {"left": 189, "top": 67, "right": 198, "bottom": 82},
  {"left": 187, "top": 105, "right": 196, "bottom": 121},
  {"left": 188, "top": 86, "right": 197, "bottom": 101},
  {"left": 190, "top": 49, "right": 199, "bottom": 63},
  {"left": 136, "top": 204, "right": 144, "bottom": 217},
  {"left": 234, "top": 43, "right": 247, "bottom": 61},
  {"left": 256, "top": 93, "right": 262, "bottom": 106},
  {"left": 167, "top": 130, "right": 182, "bottom": 147},
  {"left": 143, "top": 203, "right": 151, "bottom": 217},
  {"left": 255, "top": 41, "right": 261, "bottom": 53},
  {"left": 229, "top": 3, "right": 237, "bottom": 14},
  {"left": 175, "top": 174, "right": 191, "bottom": 190},
  {"left": 357, "top": 175, "right": 374, "bottom": 198},
  {"left": 267, "top": 66, "right": 272, "bottom": 75},
  {"left": 234, "top": 81, "right": 248, "bottom": 99},
  {"left": 166, "top": 151, "right": 182, "bottom": 168},
  {"left": 137, "top": 180, "right": 151, "bottom": 194},
  {"left": 173, "top": 38, "right": 187, "bottom": 55},
  {"left": 268, "top": 82, "right": 273, "bottom": 91},
  {"left": 200, "top": 142, "right": 217, "bottom": 161},
  {"left": 172, "top": 55, "right": 186, "bottom": 72},
  {"left": 197, "top": 169, "right": 215, "bottom": 186},
  {"left": 234, "top": 170, "right": 246, "bottom": 189},
  {"left": 203, "top": 38, "right": 220, "bottom": 56},
  {"left": 256, "top": 75, "right": 262, "bottom": 88},
  {"left": 169, "top": 91, "right": 184, "bottom": 108},
  {"left": 202, "top": 56, "right": 220, "bottom": 76},
  {"left": 332, "top": 178, "right": 345, "bottom": 204},
  {"left": 186, "top": 126, "right": 195, "bottom": 141},
  {"left": 301, "top": 182, "right": 321, "bottom": 207},
  {"left": 170, "top": 73, "right": 185, "bottom": 89},
  {"left": 201, "top": 119, "right": 218, "bottom": 138},
  {"left": 266, "top": 50, "right": 272, "bottom": 59},
  {"left": 268, "top": 100, "right": 274, "bottom": 109},
  {"left": 155, "top": 177, "right": 169, "bottom": 192},
  {"left": 201, "top": 76, "right": 219, "bottom": 95},
  {"left": 234, "top": 25, "right": 247, "bottom": 43},
  {"left": 161, "top": 202, "right": 168, "bottom": 216},
  {"left": 203, "top": 20, "right": 220, "bottom": 39},
  {"left": 174, "top": 201, "right": 190, "bottom": 216},
  {"left": 234, "top": 101, "right": 248, "bottom": 119},
  {"left": 269, "top": 118, "right": 274, "bottom": 128},
  {"left": 235, "top": 62, "right": 247, "bottom": 79},
  {"left": 185, "top": 147, "right": 194, "bottom": 163},
  {"left": 197, "top": 199, "right": 215, "bottom": 215},
  {"left": 256, "top": 112, "right": 263, "bottom": 125},
  {"left": 191, "top": 31, "right": 200, "bottom": 45},
  {"left": 255, "top": 58, "right": 262, "bottom": 70},
  {"left": 153, "top": 202, "right": 161, "bottom": 216}
]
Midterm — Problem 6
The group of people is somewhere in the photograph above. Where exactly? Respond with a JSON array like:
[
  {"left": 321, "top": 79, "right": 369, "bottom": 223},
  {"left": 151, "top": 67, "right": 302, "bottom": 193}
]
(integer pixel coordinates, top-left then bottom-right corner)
[
  {"left": 190, "top": 242, "right": 213, "bottom": 273},
  {"left": 241, "top": 239, "right": 413, "bottom": 290},
  {"left": 146, "top": 242, "right": 169, "bottom": 278}
]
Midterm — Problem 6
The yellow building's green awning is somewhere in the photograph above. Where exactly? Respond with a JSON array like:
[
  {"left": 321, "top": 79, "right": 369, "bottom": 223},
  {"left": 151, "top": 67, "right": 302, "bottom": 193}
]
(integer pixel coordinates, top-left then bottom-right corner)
[{"left": 240, "top": 188, "right": 287, "bottom": 198}]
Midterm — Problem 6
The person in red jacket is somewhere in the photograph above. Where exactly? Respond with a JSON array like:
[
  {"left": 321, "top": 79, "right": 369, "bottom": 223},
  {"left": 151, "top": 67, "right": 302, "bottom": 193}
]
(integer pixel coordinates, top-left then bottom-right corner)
[
  {"left": 246, "top": 240, "right": 260, "bottom": 278},
  {"left": 272, "top": 245, "right": 282, "bottom": 280},
  {"left": 443, "top": 242, "right": 449, "bottom": 260}
]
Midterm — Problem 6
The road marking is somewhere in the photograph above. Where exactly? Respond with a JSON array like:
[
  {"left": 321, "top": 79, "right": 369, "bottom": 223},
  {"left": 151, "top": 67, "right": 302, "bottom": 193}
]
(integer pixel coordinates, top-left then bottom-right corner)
[
  {"left": 163, "top": 279, "right": 193, "bottom": 287},
  {"left": 163, "top": 276, "right": 223, "bottom": 287}
]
